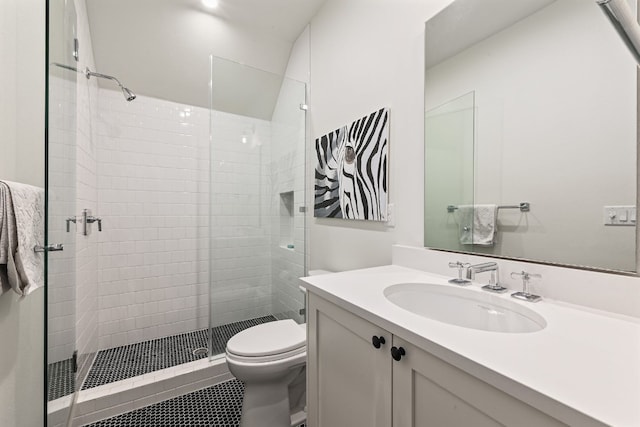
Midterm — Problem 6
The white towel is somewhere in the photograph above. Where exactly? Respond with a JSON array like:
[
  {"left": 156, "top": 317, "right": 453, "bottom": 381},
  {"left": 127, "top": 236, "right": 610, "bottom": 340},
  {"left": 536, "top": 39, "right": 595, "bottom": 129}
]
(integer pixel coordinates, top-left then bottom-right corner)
[
  {"left": 458, "top": 204, "right": 498, "bottom": 246},
  {"left": 0, "top": 180, "right": 44, "bottom": 296}
]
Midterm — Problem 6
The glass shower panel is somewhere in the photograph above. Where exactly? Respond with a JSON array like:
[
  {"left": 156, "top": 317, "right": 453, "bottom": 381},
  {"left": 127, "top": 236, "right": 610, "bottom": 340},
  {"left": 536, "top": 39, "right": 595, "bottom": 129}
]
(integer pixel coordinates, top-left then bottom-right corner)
[
  {"left": 209, "top": 56, "right": 307, "bottom": 358},
  {"left": 424, "top": 91, "right": 475, "bottom": 251},
  {"left": 47, "top": 0, "right": 78, "bottom": 423}
]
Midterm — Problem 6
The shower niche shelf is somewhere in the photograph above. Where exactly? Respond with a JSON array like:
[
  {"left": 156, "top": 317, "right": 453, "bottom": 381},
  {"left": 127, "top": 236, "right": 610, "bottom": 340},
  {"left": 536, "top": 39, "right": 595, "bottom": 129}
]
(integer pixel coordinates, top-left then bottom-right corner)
[{"left": 280, "top": 191, "right": 295, "bottom": 250}]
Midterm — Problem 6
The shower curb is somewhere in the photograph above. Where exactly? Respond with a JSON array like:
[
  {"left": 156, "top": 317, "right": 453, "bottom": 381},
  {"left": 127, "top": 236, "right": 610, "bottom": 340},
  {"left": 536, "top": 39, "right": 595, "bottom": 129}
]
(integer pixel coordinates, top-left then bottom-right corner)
[{"left": 72, "top": 357, "right": 232, "bottom": 426}]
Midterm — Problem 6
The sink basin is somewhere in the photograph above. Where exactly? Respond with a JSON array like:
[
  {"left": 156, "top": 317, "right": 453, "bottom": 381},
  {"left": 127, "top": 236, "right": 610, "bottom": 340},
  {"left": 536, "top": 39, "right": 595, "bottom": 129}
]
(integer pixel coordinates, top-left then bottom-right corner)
[{"left": 384, "top": 283, "right": 546, "bottom": 333}]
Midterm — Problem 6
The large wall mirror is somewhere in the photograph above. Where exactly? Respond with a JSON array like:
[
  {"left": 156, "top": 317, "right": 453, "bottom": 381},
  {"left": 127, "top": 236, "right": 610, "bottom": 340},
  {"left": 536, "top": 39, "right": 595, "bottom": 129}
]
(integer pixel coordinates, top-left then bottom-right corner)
[{"left": 424, "top": 0, "right": 638, "bottom": 272}]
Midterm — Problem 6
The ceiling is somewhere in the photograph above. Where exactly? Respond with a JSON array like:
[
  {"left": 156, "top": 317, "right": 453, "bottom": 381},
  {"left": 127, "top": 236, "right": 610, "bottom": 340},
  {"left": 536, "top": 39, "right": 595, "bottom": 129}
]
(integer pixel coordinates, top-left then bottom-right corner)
[{"left": 85, "top": 0, "right": 325, "bottom": 117}]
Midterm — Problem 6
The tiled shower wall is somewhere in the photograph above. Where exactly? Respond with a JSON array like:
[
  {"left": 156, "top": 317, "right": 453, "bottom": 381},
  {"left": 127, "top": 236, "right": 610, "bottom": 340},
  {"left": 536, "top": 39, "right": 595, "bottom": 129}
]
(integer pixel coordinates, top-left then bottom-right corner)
[
  {"left": 94, "top": 91, "right": 282, "bottom": 348},
  {"left": 94, "top": 91, "right": 211, "bottom": 349}
]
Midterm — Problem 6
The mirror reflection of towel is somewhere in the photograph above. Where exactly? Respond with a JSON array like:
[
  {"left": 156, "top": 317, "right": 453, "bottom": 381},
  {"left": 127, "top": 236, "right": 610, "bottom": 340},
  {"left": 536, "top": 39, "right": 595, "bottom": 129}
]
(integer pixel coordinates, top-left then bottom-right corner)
[
  {"left": 0, "top": 180, "right": 44, "bottom": 296},
  {"left": 458, "top": 204, "right": 498, "bottom": 246}
]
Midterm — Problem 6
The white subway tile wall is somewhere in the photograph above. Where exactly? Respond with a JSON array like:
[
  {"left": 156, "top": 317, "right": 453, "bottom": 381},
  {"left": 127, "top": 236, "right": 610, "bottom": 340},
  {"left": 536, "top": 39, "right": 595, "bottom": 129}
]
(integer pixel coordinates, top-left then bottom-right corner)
[
  {"left": 94, "top": 85, "right": 305, "bottom": 348},
  {"left": 95, "top": 90, "right": 210, "bottom": 348}
]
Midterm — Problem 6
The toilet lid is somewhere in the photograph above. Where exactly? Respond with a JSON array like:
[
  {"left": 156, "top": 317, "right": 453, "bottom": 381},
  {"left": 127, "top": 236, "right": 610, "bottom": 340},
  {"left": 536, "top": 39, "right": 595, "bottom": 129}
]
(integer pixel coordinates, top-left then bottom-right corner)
[{"left": 226, "top": 319, "right": 306, "bottom": 357}]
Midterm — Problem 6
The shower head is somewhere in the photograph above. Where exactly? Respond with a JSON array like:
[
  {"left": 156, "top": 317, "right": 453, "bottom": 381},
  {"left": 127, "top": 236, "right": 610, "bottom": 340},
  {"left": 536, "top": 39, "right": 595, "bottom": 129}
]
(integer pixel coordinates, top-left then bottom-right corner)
[
  {"left": 121, "top": 86, "right": 136, "bottom": 102},
  {"left": 84, "top": 67, "right": 137, "bottom": 102},
  {"left": 597, "top": 0, "right": 640, "bottom": 66}
]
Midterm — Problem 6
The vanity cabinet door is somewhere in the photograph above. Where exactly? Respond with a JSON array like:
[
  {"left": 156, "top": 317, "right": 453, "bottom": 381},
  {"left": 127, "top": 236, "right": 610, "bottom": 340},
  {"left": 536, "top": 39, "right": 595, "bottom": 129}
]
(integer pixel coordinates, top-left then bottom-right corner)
[
  {"left": 391, "top": 337, "right": 566, "bottom": 427},
  {"left": 307, "top": 293, "right": 392, "bottom": 427}
]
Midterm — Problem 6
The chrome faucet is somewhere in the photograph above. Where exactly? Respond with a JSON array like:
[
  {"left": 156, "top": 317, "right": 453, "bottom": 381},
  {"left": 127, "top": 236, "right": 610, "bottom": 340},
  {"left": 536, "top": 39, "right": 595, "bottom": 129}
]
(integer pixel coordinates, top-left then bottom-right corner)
[{"left": 467, "top": 262, "right": 507, "bottom": 293}]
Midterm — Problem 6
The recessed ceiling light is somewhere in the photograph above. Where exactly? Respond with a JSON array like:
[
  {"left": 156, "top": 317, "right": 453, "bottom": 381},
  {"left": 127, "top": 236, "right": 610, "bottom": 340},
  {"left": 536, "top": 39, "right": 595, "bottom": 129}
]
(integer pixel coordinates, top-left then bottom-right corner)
[{"left": 201, "top": 0, "right": 219, "bottom": 9}]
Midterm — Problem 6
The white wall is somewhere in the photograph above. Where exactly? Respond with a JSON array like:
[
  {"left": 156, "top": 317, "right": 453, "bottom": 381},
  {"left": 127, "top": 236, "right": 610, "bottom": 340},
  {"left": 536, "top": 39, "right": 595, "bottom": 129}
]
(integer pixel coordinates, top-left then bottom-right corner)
[
  {"left": 0, "top": 0, "right": 45, "bottom": 425},
  {"left": 0, "top": 0, "right": 45, "bottom": 188},
  {"left": 308, "top": 0, "right": 453, "bottom": 271}
]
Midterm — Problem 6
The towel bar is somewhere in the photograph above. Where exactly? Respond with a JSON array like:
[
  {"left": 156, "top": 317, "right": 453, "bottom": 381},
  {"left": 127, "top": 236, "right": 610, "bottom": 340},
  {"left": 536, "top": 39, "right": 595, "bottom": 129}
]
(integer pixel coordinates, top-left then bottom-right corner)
[{"left": 447, "top": 202, "right": 530, "bottom": 213}]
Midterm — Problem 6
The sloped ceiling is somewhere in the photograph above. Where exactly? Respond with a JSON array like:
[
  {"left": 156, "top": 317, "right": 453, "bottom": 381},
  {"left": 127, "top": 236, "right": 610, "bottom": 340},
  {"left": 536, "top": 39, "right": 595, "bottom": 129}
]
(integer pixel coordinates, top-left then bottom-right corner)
[{"left": 85, "top": 0, "right": 324, "bottom": 118}]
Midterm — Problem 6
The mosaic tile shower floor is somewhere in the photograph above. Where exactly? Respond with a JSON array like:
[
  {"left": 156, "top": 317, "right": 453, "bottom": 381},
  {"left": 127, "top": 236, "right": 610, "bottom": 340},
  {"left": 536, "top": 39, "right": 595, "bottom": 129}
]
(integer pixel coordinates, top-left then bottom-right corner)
[
  {"left": 82, "top": 316, "right": 277, "bottom": 390},
  {"left": 84, "top": 379, "right": 306, "bottom": 427}
]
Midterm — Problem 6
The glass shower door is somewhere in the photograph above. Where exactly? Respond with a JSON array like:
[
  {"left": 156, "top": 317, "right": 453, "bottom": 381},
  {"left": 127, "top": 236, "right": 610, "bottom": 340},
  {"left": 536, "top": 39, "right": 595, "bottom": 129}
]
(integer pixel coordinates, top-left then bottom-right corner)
[
  {"left": 47, "top": 0, "right": 78, "bottom": 424},
  {"left": 208, "top": 56, "right": 307, "bottom": 359}
]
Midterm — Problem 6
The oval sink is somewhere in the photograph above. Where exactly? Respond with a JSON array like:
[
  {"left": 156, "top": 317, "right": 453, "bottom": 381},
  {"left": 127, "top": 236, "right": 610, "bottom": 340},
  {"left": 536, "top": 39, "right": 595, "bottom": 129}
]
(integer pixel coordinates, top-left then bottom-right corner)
[{"left": 384, "top": 283, "right": 546, "bottom": 333}]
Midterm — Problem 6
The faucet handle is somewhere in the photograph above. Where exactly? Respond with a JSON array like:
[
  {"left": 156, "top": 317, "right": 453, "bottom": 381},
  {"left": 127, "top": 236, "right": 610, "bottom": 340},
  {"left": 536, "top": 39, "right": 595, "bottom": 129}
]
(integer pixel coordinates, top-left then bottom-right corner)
[
  {"left": 448, "top": 261, "right": 471, "bottom": 286},
  {"left": 510, "top": 271, "right": 541, "bottom": 281},
  {"left": 510, "top": 270, "right": 542, "bottom": 302}
]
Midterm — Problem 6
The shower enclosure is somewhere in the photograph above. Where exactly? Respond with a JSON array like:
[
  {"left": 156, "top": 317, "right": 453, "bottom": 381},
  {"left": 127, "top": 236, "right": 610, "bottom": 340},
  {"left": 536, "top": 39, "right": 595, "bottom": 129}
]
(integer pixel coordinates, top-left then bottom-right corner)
[{"left": 45, "top": 1, "right": 307, "bottom": 424}]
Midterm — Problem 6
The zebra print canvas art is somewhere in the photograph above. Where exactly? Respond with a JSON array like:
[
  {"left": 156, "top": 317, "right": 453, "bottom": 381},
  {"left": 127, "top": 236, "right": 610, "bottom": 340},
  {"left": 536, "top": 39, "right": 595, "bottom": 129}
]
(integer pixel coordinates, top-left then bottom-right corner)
[{"left": 314, "top": 108, "right": 389, "bottom": 221}]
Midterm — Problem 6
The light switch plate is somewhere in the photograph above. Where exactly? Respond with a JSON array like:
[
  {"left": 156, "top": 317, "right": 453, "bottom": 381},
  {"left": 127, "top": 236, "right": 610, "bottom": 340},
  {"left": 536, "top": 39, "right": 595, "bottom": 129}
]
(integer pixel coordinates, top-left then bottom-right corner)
[
  {"left": 603, "top": 205, "right": 636, "bottom": 226},
  {"left": 386, "top": 203, "right": 395, "bottom": 227}
]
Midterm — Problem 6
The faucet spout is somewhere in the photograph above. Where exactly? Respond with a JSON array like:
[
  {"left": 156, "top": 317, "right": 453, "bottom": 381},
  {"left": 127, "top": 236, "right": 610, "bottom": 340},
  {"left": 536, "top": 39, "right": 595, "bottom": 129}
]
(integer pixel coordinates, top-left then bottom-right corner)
[
  {"left": 466, "top": 262, "right": 498, "bottom": 279},
  {"left": 468, "top": 262, "right": 508, "bottom": 293}
]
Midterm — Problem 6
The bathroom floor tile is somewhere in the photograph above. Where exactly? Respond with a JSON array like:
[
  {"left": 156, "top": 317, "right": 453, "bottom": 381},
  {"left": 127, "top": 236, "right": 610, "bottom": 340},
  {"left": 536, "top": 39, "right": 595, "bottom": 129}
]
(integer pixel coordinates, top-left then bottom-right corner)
[
  {"left": 84, "top": 379, "right": 306, "bottom": 427},
  {"left": 82, "top": 316, "right": 277, "bottom": 390},
  {"left": 48, "top": 357, "right": 76, "bottom": 401}
]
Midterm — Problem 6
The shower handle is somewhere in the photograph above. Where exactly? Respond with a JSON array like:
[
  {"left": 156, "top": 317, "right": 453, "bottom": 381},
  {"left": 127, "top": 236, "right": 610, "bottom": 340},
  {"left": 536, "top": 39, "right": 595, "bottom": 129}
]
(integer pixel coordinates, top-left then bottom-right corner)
[
  {"left": 66, "top": 217, "right": 77, "bottom": 232},
  {"left": 82, "top": 209, "right": 103, "bottom": 235}
]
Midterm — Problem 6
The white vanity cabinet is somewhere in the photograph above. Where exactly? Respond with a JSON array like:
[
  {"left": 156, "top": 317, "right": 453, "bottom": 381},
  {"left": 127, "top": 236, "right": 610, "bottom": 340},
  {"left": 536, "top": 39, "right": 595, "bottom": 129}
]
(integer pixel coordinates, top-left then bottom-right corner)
[
  {"left": 307, "top": 292, "right": 392, "bottom": 426},
  {"left": 307, "top": 292, "right": 565, "bottom": 427},
  {"left": 392, "top": 336, "right": 565, "bottom": 426}
]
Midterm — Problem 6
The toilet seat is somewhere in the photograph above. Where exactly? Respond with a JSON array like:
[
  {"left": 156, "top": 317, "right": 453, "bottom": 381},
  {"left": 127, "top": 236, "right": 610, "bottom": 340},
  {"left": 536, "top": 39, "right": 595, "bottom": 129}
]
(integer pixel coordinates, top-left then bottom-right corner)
[
  {"left": 226, "top": 345, "right": 306, "bottom": 364},
  {"left": 226, "top": 319, "right": 306, "bottom": 363}
]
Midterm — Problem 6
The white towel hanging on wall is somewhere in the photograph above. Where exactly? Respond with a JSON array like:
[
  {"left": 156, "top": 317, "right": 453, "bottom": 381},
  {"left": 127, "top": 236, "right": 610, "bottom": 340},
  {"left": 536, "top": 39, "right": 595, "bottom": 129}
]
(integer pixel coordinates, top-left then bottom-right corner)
[
  {"left": 0, "top": 180, "right": 44, "bottom": 296},
  {"left": 458, "top": 204, "right": 498, "bottom": 246}
]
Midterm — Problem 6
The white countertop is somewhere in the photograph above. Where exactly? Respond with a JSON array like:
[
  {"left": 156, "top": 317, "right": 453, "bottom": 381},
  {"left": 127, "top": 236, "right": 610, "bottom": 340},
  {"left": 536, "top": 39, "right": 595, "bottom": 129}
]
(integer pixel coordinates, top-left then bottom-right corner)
[{"left": 301, "top": 265, "right": 640, "bottom": 427}]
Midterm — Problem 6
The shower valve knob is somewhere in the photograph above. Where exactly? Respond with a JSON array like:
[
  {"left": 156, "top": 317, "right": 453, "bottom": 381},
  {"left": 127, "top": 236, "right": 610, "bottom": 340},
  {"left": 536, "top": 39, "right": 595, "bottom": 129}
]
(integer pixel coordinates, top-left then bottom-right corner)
[{"left": 371, "top": 335, "right": 386, "bottom": 349}]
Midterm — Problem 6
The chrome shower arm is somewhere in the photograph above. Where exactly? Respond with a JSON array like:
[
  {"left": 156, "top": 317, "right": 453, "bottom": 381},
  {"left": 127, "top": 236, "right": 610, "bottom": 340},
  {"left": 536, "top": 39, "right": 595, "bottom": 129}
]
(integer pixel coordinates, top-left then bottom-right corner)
[
  {"left": 85, "top": 68, "right": 125, "bottom": 88},
  {"left": 83, "top": 67, "right": 137, "bottom": 101}
]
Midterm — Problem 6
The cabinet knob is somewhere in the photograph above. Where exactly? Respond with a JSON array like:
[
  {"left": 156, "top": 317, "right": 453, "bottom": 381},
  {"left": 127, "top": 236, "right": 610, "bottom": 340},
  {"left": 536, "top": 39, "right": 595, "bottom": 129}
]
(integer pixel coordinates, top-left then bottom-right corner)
[
  {"left": 391, "top": 346, "right": 406, "bottom": 361},
  {"left": 371, "top": 335, "right": 386, "bottom": 349}
]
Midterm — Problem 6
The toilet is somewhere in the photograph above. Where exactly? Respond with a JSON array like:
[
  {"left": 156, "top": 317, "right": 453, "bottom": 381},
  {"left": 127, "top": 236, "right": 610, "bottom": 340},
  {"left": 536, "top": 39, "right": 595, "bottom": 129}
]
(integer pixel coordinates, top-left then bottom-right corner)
[{"left": 226, "top": 319, "right": 307, "bottom": 427}]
